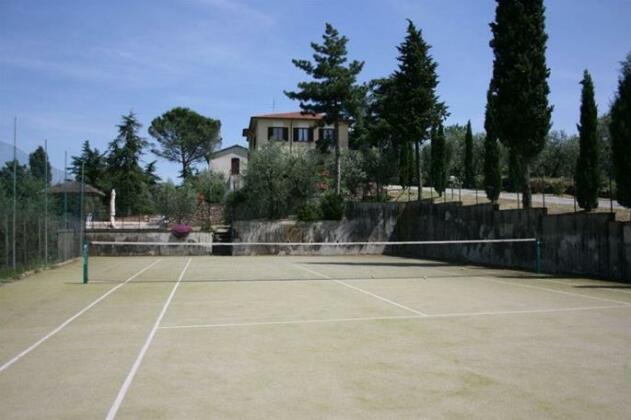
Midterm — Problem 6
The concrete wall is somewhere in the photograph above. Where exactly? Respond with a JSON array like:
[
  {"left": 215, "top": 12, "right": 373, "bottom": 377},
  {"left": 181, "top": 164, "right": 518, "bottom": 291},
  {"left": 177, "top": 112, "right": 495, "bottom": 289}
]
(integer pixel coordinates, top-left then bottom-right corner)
[
  {"left": 232, "top": 202, "right": 631, "bottom": 282},
  {"left": 86, "top": 231, "right": 214, "bottom": 256},
  {"left": 232, "top": 210, "right": 396, "bottom": 256},
  {"left": 57, "top": 229, "right": 80, "bottom": 261}
]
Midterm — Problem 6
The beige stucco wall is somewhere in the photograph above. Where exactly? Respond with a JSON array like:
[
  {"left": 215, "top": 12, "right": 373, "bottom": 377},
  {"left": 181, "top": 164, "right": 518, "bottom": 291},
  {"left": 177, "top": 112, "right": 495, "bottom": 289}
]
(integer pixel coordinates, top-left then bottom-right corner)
[
  {"left": 210, "top": 151, "right": 248, "bottom": 179},
  {"left": 250, "top": 118, "right": 349, "bottom": 152}
]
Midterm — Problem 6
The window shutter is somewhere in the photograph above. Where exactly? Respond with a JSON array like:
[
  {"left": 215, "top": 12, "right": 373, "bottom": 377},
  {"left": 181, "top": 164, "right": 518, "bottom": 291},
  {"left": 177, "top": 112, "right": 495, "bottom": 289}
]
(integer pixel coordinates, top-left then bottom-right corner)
[
  {"left": 293, "top": 128, "right": 298, "bottom": 143},
  {"left": 267, "top": 127, "right": 273, "bottom": 140},
  {"left": 308, "top": 128, "right": 314, "bottom": 142},
  {"left": 283, "top": 127, "right": 289, "bottom": 141}
]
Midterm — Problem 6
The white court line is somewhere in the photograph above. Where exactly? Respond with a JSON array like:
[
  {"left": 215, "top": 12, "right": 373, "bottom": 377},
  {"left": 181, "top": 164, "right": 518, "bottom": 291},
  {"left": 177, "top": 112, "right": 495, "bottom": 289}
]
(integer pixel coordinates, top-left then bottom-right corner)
[
  {"left": 295, "top": 264, "right": 428, "bottom": 316},
  {"left": 0, "top": 258, "right": 163, "bottom": 374},
  {"left": 467, "top": 266, "right": 631, "bottom": 296},
  {"left": 159, "top": 304, "right": 630, "bottom": 330},
  {"left": 421, "top": 264, "right": 631, "bottom": 307},
  {"left": 478, "top": 277, "right": 631, "bottom": 306},
  {"left": 105, "top": 258, "right": 192, "bottom": 420},
  {"left": 534, "top": 277, "right": 631, "bottom": 296},
  {"left": 161, "top": 315, "right": 422, "bottom": 329}
]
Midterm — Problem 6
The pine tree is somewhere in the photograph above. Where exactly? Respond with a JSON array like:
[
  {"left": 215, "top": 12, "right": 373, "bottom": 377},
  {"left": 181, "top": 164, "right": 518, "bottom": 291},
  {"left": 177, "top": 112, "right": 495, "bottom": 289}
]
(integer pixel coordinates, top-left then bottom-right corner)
[
  {"left": 362, "top": 77, "right": 400, "bottom": 196},
  {"left": 431, "top": 122, "right": 447, "bottom": 196},
  {"left": 70, "top": 140, "right": 107, "bottom": 188},
  {"left": 609, "top": 53, "right": 631, "bottom": 208},
  {"left": 28, "top": 146, "right": 51, "bottom": 185},
  {"left": 575, "top": 70, "right": 600, "bottom": 211},
  {"left": 490, "top": 0, "right": 552, "bottom": 208},
  {"left": 483, "top": 87, "right": 501, "bottom": 203},
  {"left": 391, "top": 20, "right": 444, "bottom": 200},
  {"left": 285, "top": 23, "right": 364, "bottom": 195},
  {"left": 463, "top": 120, "right": 474, "bottom": 188},
  {"left": 107, "top": 113, "right": 152, "bottom": 214},
  {"left": 399, "top": 141, "right": 414, "bottom": 192},
  {"left": 149, "top": 107, "right": 221, "bottom": 179}
]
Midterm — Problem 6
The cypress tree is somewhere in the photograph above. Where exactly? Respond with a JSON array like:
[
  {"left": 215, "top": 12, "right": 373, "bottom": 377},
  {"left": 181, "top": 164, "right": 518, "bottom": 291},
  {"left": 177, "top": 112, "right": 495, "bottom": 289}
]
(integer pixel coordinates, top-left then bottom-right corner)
[
  {"left": 575, "top": 70, "right": 600, "bottom": 211},
  {"left": 463, "top": 120, "right": 474, "bottom": 188},
  {"left": 490, "top": 0, "right": 552, "bottom": 208},
  {"left": 483, "top": 87, "right": 501, "bottom": 203},
  {"left": 431, "top": 122, "right": 447, "bottom": 196},
  {"left": 508, "top": 149, "right": 521, "bottom": 193},
  {"left": 609, "top": 53, "right": 631, "bottom": 208}
]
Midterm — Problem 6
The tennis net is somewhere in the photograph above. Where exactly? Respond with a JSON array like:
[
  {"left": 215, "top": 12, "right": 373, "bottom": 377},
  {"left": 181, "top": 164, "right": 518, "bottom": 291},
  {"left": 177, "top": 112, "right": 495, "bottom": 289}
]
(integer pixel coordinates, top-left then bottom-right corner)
[{"left": 82, "top": 238, "right": 541, "bottom": 284}]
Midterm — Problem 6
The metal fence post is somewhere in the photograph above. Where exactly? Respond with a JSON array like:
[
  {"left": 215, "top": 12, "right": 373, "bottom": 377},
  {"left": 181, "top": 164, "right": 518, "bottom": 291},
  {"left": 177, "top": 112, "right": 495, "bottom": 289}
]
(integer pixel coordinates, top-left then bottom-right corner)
[
  {"left": 3, "top": 216, "right": 8, "bottom": 267},
  {"left": 79, "top": 162, "right": 85, "bottom": 256},
  {"left": 609, "top": 172, "right": 614, "bottom": 214},
  {"left": 535, "top": 239, "right": 542, "bottom": 274},
  {"left": 44, "top": 139, "right": 48, "bottom": 266},
  {"left": 82, "top": 240, "right": 89, "bottom": 284},
  {"left": 64, "top": 151, "right": 68, "bottom": 228},
  {"left": 541, "top": 173, "right": 546, "bottom": 209},
  {"left": 12, "top": 117, "right": 17, "bottom": 270}
]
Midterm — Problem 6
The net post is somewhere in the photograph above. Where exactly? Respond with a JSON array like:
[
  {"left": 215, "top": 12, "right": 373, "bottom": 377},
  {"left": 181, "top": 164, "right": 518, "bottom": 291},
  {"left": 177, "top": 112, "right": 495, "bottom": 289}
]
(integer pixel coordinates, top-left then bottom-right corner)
[
  {"left": 82, "top": 240, "right": 89, "bottom": 284},
  {"left": 535, "top": 239, "right": 542, "bottom": 274}
]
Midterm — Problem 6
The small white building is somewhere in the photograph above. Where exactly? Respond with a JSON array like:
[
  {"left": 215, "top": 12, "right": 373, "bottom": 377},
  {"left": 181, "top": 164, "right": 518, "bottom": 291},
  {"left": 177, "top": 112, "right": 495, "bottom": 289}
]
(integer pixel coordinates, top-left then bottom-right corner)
[{"left": 209, "top": 144, "right": 249, "bottom": 191}]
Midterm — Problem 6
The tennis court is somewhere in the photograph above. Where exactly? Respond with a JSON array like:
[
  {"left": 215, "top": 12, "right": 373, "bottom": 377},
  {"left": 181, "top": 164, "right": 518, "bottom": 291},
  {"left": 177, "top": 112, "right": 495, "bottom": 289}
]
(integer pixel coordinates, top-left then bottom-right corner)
[{"left": 1, "top": 254, "right": 631, "bottom": 419}]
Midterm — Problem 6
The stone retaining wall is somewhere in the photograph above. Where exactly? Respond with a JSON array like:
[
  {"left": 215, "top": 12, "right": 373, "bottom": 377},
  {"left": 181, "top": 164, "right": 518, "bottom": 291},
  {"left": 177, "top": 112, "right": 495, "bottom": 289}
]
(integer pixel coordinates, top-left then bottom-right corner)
[{"left": 233, "top": 201, "right": 631, "bottom": 282}]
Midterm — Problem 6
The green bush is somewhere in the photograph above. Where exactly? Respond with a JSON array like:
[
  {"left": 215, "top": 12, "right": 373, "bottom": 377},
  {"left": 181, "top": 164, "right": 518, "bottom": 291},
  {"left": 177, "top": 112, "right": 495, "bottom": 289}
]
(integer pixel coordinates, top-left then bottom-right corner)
[
  {"left": 224, "top": 190, "right": 248, "bottom": 222},
  {"left": 190, "top": 170, "right": 226, "bottom": 204},
  {"left": 154, "top": 181, "right": 198, "bottom": 224},
  {"left": 239, "top": 144, "right": 319, "bottom": 219},
  {"left": 531, "top": 177, "right": 571, "bottom": 196},
  {"left": 296, "top": 202, "right": 322, "bottom": 221},
  {"left": 320, "top": 193, "right": 345, "bottom": 220}
]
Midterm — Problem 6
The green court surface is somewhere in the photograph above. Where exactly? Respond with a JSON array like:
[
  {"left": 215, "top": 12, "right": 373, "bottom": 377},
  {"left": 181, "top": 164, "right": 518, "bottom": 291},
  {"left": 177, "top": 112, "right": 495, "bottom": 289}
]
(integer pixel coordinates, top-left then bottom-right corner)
[{"left": 1, "top": 255, "right": 631, "bottom": 419}]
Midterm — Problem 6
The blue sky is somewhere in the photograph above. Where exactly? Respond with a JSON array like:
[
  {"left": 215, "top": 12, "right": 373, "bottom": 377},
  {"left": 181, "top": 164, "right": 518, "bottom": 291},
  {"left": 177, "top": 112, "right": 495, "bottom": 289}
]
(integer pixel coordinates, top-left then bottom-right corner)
[{"left": 1, "top": 0, "right": 630, "bottom": 180}]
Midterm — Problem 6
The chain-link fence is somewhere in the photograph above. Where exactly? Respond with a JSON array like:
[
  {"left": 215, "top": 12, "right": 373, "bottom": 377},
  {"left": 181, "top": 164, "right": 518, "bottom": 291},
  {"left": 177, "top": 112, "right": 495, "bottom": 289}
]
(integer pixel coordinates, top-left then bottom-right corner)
[{"left": 0, "top": 174, "right": 84, "bottom": 280}]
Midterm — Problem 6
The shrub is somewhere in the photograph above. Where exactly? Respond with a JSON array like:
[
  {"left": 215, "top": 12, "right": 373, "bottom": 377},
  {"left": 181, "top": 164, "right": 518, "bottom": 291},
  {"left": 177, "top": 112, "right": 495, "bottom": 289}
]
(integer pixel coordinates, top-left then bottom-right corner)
[
  {"left": 224, "top": 190, "right": 248, "bottom": 222},
  {"left": 190, "top": 170, "right": 226, "bottom": 204},
  {"left": 239, "top": 144, "right": 319, "bottom": 219},
  {"left": 154, "top": 181, "right": 198, "bottom": 224},
  {"left": 320, "top": 193, "right": 345, "bottom": 220},
  {"left": 296, "top": 202, "right": 322, "bottom": 222},
  {"left": 530, "top": 177, "right": 571, "bottom": 196}
]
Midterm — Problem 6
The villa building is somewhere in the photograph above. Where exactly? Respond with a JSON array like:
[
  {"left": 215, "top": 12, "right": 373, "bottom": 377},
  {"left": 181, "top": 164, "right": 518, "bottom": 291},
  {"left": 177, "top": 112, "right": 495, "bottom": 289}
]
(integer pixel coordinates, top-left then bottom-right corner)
[
  {"left": 242, "top": 112, "right": 349, "bottom": 152},
  {"left": 209, "top": 144, "right": 249, "bottom": 191}
]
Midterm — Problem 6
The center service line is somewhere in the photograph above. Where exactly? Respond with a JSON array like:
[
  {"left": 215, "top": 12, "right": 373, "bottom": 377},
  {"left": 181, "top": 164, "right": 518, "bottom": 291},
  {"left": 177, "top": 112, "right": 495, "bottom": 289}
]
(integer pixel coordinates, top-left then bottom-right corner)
[
  {"left": 105, "top": 257, "right": 192, "bottom": 420},
  {"left": 294, "top": 263, "right": 428, "bottom": 316}
]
